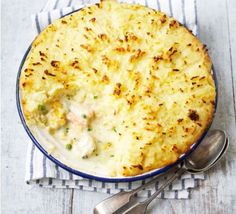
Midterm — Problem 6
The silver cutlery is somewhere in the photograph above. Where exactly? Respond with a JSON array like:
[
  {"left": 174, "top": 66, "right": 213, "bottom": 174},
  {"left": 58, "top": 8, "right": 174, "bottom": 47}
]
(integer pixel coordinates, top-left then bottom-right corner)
[{"left": 94, "top": 130, "right": 228, "bottom": 214}]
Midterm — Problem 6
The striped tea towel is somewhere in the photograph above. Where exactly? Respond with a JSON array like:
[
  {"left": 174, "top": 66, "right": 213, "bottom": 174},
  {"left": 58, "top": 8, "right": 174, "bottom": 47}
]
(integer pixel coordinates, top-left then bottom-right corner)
[{"left": 25, "top": 0, "right": 204, "bottom": 199}]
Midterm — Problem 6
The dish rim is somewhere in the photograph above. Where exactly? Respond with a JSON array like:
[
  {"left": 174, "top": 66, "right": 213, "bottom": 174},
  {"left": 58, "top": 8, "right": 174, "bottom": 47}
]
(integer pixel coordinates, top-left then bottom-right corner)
[{"left": 16, "top": 7, "right": 218, "bottom": 182}]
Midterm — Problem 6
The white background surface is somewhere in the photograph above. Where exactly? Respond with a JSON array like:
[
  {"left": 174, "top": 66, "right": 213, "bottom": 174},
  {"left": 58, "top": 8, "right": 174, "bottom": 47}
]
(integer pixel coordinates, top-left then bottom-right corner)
[{"left": 1, "top": 0, "right": 236, "bottom": 213}]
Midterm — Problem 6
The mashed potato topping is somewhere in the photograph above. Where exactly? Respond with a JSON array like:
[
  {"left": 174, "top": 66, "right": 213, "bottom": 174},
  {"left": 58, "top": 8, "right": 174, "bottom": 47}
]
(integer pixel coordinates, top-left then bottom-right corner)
[{"left": 20, "top": 0, "right": 216, "bottom": 176}]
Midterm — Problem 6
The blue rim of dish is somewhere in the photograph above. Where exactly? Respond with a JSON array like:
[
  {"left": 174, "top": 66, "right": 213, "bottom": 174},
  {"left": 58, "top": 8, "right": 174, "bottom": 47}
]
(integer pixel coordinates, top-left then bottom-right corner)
[{"left": 16, "top": 7, "right": 218, "bottom": 183}]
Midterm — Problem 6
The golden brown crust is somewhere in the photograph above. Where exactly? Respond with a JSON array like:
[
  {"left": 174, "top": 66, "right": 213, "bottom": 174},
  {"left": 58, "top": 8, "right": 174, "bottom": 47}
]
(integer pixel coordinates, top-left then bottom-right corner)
[{"left": 20, "top": 0, "right": 216, "bottom": 176}]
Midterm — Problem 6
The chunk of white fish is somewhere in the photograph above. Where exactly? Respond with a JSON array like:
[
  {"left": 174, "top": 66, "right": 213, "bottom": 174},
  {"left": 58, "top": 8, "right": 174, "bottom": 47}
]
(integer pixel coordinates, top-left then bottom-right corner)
[
  {"left": 66, "top": 102, "right": 96, "bottom": 158},
  {"left": 75, "top": 132, "right": 96, "bottom": 158}
]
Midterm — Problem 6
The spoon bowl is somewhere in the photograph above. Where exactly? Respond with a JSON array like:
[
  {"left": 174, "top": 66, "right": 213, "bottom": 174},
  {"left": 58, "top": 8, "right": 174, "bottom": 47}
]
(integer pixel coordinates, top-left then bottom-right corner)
[
  {"left": 186, "top": 137, "right": 229, "bottom": 173},
  {"left": 184, "top": 130, "right": 227, "bottom": 172}
]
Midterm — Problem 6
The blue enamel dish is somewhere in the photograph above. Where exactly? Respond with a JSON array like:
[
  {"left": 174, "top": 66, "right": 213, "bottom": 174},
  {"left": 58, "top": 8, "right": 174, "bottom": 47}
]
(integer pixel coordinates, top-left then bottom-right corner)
[{"left": 16, "top": 9, "right": 218, "bottom": 183}]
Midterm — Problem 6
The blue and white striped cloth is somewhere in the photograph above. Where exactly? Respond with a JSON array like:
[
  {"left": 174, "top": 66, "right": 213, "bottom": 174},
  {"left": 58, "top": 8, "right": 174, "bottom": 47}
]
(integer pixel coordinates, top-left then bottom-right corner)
[{"left": 25, "top": 0, "right": 204, "bottom": 199}]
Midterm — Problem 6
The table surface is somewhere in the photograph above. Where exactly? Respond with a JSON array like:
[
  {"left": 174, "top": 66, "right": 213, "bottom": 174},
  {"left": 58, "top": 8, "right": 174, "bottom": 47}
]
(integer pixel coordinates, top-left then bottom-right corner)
[{"left": 2, "top": 0, "right": 236, "bottom": 213}]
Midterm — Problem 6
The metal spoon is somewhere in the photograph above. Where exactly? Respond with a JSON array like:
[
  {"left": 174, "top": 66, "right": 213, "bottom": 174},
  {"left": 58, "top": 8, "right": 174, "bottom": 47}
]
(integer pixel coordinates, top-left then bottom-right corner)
[
  {"left": 123, "top": 130, "right": 228, "bottom": 214},
  {"left": 93, "top": 130, "right": 228, "bottom": 214}
]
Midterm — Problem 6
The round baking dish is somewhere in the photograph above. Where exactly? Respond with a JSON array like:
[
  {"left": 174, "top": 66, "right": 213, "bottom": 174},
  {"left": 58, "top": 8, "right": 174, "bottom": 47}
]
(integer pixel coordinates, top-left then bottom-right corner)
[{"left": 16, "top": 7, "right": 218, "bottom": 182}]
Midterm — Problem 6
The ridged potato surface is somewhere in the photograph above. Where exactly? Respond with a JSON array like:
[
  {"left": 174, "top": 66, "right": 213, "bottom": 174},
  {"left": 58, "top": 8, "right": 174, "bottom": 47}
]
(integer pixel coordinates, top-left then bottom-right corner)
[{"left": 20, "top": 0, "right": 216, "bottom": 176}]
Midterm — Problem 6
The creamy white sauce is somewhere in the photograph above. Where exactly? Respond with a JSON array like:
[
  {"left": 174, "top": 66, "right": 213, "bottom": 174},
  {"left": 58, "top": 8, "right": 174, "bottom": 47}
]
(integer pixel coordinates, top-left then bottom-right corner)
[
  {"left": 30, "top": 97, "right": 118, "bottom": 177},
  {"left": 32, "top": 126, "right": 115, "bottom": 176}
]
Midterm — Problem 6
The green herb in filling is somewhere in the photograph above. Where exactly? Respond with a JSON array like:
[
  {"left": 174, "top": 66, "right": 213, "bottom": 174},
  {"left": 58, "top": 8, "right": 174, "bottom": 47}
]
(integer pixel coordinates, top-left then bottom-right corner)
[
  {"left": 64, "top": 127, "right": 69, "bottom": 135},
  {"left": 82, "top": 114, "right": 87, "bottom": 119},
  {"left": 87, "top": 127, "right": 92, "bottom": 132},
  {"left": 38, "top": 104, "right": 48, "bottom": 114},
  {"left": 112, "top": 126, "right": 117, "bottom": 132},
  {"left": 66, "top": 144, "right": 72, "bottom": 150}
]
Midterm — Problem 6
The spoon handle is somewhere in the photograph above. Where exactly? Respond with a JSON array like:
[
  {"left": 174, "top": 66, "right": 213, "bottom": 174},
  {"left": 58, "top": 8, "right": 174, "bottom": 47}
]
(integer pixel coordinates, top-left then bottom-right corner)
[
  {"left": 94, "top": 168, "right": 175, "bottom": 214},
  {"left": 123, "top": 167, "right": 186, "bottom": 214}
]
